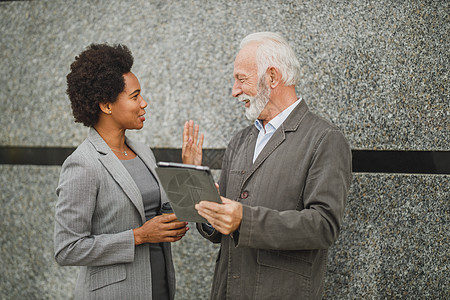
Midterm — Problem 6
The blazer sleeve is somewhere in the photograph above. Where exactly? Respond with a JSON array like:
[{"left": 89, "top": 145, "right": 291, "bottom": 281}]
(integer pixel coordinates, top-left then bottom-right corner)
[
  {"left": 54, "top": 153, "right": 135, "bottom": 266},
  {"left": 236, "top": 129, "right": 352, "bottom": 250}
]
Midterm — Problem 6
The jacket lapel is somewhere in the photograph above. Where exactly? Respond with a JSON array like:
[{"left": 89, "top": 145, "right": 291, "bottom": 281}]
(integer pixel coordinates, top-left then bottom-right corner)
[
  {"left": 242, "top": 128, "right": 285, "bottom": 187},
  {"left": 242, "top": 100, "right": 309, "bottom": 188},
  {"left": 244, "top": 127, "right": 258, "bottom": 171},
  {"left": 88, "top": 128, "right": 146, "bottom": 223}
]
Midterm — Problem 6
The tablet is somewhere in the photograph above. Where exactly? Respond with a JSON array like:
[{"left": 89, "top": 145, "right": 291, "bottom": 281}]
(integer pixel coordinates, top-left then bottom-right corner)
[{"left": 155, "top": 162, "right": 222, "bottom": 223}]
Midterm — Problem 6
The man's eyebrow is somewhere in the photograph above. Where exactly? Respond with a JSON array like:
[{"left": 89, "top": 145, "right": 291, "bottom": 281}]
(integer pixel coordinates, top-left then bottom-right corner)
[{"left": 129, "top": 89, "right": 140, "bottom": 96}]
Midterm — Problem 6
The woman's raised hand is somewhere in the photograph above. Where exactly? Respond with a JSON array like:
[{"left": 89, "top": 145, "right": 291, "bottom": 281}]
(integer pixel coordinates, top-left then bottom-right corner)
[{"left": 182, "top": 120, "right": 204, "bottom": 166}]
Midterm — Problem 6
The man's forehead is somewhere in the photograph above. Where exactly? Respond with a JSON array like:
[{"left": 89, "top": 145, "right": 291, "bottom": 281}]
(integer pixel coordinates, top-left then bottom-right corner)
[
  {"left": 234, "top": 45, "right": 258, "bottom": 76},
  {"left": 233, "top": 65, "right": 256, "bottom": 78},
  {"left": 235, "top": 43, "right": 258, "bottom": 61}
]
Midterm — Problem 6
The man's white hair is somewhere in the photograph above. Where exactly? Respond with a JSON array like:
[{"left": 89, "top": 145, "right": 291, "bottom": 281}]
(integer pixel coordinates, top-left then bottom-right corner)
[{"left": 240, "top": 32, "right": 301, "bottom": 86}]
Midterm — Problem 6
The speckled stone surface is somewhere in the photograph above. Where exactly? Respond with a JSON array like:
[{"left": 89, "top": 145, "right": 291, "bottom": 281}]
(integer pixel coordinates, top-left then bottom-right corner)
[
  {"left": 325, "top": 174, "right": 449, "bottom": 299},
  {"left": 0, "top": 0, "right": 448, "bottom": 150},
  {"left": 0, "top": 165, "right": 78, "bottom": 299},
  {"left": 171, "top": 225, "right": 219, "bottom": 299}
]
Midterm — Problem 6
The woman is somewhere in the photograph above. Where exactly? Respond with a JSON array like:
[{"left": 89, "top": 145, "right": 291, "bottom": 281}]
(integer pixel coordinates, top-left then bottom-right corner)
[{"left": 54, "top": 43, "right": 195, "bottom": 299}]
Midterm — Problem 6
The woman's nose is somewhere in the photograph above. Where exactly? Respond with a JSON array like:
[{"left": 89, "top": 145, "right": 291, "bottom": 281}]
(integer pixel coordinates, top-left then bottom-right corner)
[{"left": 140, "top": 96, "right": 148, "bottom": 108}]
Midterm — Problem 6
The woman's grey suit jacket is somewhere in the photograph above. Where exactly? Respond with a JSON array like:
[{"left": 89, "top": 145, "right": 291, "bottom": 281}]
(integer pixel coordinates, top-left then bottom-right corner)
[{"left": 54, "top": 128, "right": 175, "bottom": 300}]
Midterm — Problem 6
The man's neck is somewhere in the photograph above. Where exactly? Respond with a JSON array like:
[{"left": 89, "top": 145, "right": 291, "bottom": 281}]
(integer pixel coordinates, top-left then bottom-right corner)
[{"left": 259, "top": 86, "right": 297, "bottom": 127}]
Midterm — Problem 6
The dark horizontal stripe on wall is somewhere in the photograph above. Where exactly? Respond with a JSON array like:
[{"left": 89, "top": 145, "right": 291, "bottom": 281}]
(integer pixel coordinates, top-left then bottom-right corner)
[
  {"left": 0, "top": 146, "right": 449, "bottom": 174},
  {"left": 0, "top": 147, "right": 76, "bottom": 166},
  {"left": 351, "top": 150, "right": 449, "bottom": 174}
]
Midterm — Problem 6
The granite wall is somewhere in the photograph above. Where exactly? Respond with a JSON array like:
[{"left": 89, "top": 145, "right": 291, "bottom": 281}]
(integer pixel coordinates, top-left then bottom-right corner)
[{"left": 0, "top": 0, "right": 448, "bottom": 299}]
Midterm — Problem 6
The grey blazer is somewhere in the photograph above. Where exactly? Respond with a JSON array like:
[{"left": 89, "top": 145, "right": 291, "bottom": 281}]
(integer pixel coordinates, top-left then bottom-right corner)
[
  {"left": 198, "top": 100, "right": 352, "bottom": 300},
  {"left": 54, "top": 128, "right": 175, "bottom": 300}
]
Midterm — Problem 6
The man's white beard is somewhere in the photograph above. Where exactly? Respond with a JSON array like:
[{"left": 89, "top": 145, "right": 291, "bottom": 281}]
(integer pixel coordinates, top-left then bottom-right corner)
[{"left": 239, "top": 79, "right": 271, "bottom": 121}]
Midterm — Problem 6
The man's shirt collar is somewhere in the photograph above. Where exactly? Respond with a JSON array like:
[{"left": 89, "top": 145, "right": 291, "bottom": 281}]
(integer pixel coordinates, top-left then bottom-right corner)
[{"left": 254, "top": 98, "right": 302, "bottom": 133}]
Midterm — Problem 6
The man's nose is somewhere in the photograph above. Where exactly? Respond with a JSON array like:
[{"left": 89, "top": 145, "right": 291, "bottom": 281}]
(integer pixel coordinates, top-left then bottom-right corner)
[{"left": 232, "top": 81, "right": 241, "bottom": 97}]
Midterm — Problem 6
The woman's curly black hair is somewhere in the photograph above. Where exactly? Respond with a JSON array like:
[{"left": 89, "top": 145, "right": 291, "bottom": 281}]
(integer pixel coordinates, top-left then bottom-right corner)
[{"left": 66, "top": 43, "right": 134, "bottom": 127}]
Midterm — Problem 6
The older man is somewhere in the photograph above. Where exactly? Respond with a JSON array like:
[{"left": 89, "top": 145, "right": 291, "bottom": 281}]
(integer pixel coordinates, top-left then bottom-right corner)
[{"left": 194, "top": 32, "right": 352, "bottom": 300}]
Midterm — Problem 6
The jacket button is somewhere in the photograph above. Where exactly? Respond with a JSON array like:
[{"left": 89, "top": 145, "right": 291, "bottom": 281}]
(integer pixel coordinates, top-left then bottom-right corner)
[{"left": 240, "top": 191, "right": 249, "bottom": 199}]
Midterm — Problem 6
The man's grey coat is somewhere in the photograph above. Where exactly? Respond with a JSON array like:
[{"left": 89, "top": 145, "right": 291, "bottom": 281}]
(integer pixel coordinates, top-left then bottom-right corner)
[
  {"left": 54, "top": 128, "right": 175, "bottom": 300},
  {"left": 198, "top": 100, "right": 352, "bottom": 299}
]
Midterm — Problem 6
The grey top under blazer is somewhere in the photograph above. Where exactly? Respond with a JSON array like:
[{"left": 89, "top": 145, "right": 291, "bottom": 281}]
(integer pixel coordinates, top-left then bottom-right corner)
[
  {"left": 54, "top": 128, "right": 175, "bottom": 300},
  {"left": 197, "top": 100, "right": 352, "bottom": 300}
]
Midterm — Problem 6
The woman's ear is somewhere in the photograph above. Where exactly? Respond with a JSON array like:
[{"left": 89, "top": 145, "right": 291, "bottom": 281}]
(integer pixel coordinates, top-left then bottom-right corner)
[{"left": 99, "top": 102, "right": 112, "bottom": 115}]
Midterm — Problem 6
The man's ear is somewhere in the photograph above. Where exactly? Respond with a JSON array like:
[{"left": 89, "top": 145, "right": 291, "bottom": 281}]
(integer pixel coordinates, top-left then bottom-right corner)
[
  {"left": 267, "top": 66, "right": 281, "bottom": 89},
  {"left": 99, "top": 102, "right": 112, "bottom": 115}
]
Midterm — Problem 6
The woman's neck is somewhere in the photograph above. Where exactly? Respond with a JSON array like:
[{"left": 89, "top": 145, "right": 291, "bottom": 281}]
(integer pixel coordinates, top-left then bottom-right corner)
[{"left": 94, "top": 124, "right": 127, "bottom": 151}]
